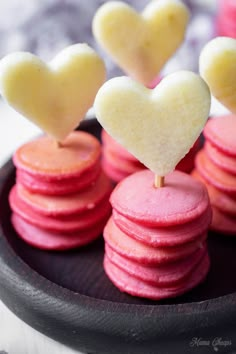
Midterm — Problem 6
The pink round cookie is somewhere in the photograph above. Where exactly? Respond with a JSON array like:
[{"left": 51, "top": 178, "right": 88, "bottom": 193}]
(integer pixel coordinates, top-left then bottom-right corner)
[
  {"left": 9, "top": 186, "right": 111, "bottom": 232},
  {"left": 105, "top": 244, "right": 207, "bottom": 287},
  {"left": 205, "top": 141, "right": 236, "bottom": 175},
  {"left": 104, "top": 252, "right": 210, "bottom": 300},
  {"left": 16, "top": 172, "right": 112, "bottom": 216},
  {"left": 12, "top": 213, "right": 106, "bottom": 250},
  {"left": 102, "top": 129, "right": 138, "bottom": 162},
  {"left": 112, "top": 207, "right": 212, "bottom": 247},
  {"left": 111, "top": 170, "right": 210, "bottom": 227},
  {"left": 204, "top": 115, "right": 236, "bottom": 157},
  {"left": 192, "top": 170, "right": 236, "bottom": 216},
  {"left": 103, "top": 148, "right": 144, "bottom": 174},
  {"left": 104, "top": 218, "right": 207, "bottom": 265},
  {"left": 211, "top": 207, "right": 236, "bottom": 236},
  {"left": 195, "top": 150, "right": 236, "bottom": 195},
  {"left": 14, "top": 131, "right": 102, "bottom": 195},
  {"left": 102, "top": 158, "right": 129, "bottom": 183},
  {"left": 16, "top": 162, "right": 101, "bottom": 195},
  {"left": 14, "top": 131, "right": 101, "bottom": 179},
  {"left": 11, "top": 131, "right": 112, "bottom": 250}
]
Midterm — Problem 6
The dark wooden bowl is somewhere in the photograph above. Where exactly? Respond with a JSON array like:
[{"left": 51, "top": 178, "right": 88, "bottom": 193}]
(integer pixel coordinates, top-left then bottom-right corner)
[{"left": 0, "top": 119, "right": 236, "bottom": 354}]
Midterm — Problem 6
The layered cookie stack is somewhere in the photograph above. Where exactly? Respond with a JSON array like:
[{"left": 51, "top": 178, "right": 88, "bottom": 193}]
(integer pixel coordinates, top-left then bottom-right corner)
[
  {"left": 194, "top": 37, "right": 236, "bottom": 235},
  {"left": 101, "top": 129, "right": 144, "bottom": 182},
  {"left": 0, "top": 43, "right": 112, "bottom": 250},
  {"left": 10, "top": 132, "right": 112, "bottom": 250},
  {"left": 104, "top": 170, "right": 211, "bottom": 300},
  {"left": 193, "top": 115, "right": 236, "bottom": 235},
  {"left": 95, "top": 70, "right": 211, "bottom": 299}
]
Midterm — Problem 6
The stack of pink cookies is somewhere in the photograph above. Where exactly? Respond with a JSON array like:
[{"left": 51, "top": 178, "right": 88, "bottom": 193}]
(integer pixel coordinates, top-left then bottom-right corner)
[
  {"left": 217, "top": 0, "right": 236, "bottom": 38},
  {"left": 102, "top": 129, "right": 201, "bottom": 183},
  {"left": 104, "top": 170, "right": 211, "bottom": 300},
  {"left": 193, "top": 115, "right": 236, "bottom": 235},
  {"left": 10, "top": 131, "right": 112, "bottom": 250},
  {"left": 101, "top": 129, "right": 144, "bottom": 182}
]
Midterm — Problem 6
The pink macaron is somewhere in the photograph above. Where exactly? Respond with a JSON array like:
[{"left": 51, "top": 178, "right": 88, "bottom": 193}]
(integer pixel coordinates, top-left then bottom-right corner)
[
  {"left": 12, "top": 213, "right": 107, "bottom": 251},
  {"left": 16, "top": 162, "right": 101, "bottom": 195},
  {"left": 102, "top": 129, "right": 139, "bottom": 162},
  {"left": 14, "top": 131, "right": 102, "bottom": 195},
  {"left": 105, "top": 244, "right": 207, "bottom": 287},
  {"left": 204, "top": 115, "right": 236, "bottom": 157},
  {"left": 14, "top": 131, "right": 101, "bottom": 178},
  {"left": 10, "top": 131, "right": 113, "bottom": 250},
  {"left": 16, "top": 172, "right": 112, "bottom": 216},
  {"left": 103, "top": 169, "right": 211, "bottom": 299},
  {"left": 104, "top": 217, "right": 207, "bottom": 265},
  {"left": 104, "top": 252, "right": 210, "bottom": 300},
  {"left": 102, "top": 158, "right": 130, "bottom": 183},
  {"left": 103, "top": 148, "right": 144, "bottom": 174},
  {"left": 192, "top": 170, "right": 236, "bottom": 217},
  {"left": 195, "top": 150, "right": 236, "bottom": 196},
  {"left": 112, "top": 206, "right": 212, "bottom": 247},
  {"left": 111, "top": 170, "right": 210, "bottom": 227},
  {"left": 205, "top": 141, "right": 236, "bottom": 176},
  {"left": 10, "top": 185, "right": 111, "bottom": 232},
  {"left": 211, "top": 207, "right": 236, "bottom": 236}
]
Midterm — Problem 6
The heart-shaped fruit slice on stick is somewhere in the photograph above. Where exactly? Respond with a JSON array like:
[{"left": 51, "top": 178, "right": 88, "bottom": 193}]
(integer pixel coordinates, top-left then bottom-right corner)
[
  {"left": 199, "top": 37, "right": 236, "bottom": 114},
  {"left": 0, "top": 44, "right": 106, "bottom": 142},
  {"left": 93, "top": 0, "right": 189, "bottom": 85},
  {"left": 94, "top": 72, "right": 211, "bottom": 187}
]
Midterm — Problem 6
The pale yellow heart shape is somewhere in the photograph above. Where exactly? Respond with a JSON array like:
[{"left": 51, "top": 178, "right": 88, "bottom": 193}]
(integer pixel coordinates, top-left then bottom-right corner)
[
  {"left": 0, "top": 44, "right": 106, "bottom": 141},
  {"left": 94, "top": 72, "right": 211, "bottom": 176},
  {"left": 93, "top": 0, "right": 189, "bottom": 85},
  {"left": 200, "top": 37, "right": 236, "bottom": 114}
]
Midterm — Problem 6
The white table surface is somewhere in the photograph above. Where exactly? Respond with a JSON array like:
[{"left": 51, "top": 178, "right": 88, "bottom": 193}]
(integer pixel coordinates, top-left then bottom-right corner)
[
  {"left": 0, "top": 302, "right": 80, "bottom": 354},
  {"left": 0, "top": 98, "right": 228, "bottom": 353}
]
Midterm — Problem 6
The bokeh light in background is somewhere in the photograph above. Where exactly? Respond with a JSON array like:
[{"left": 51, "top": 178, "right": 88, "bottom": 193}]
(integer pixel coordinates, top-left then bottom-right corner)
[{"left": 0, "top": 0, "right": 217, "bottom": 77}]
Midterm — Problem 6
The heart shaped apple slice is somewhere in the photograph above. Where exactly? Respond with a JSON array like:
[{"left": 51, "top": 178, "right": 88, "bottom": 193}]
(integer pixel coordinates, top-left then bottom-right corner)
[
  {"left": 0, "top": 44, "right": 106, "bottom": 142},
  {"left": 199, "top": 37, "right": 236, "bottom": 114},
  {"left": 94, "top": 71, "right": 211, "bottom": 181}
]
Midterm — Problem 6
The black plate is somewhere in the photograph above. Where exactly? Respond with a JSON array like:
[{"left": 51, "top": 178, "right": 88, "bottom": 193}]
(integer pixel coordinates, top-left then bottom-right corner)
[{"left": 0, "top": 119, "right": 236, "bottom": 354}]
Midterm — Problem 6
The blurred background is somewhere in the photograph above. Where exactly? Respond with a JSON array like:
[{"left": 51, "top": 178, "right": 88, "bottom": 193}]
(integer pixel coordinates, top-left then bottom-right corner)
[
  {"left": 0, "top": 0, "right": 217, "bottom": 75},
  {"left": 0, "top": 0, "right": 230, "bottom": 165}
]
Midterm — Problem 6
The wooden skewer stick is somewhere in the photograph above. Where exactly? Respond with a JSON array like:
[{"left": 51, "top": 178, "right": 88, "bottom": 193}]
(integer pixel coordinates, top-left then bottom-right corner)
[{"left": 154, "top": 175, "right": 165, "bottom": 188}]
